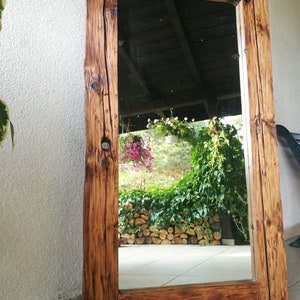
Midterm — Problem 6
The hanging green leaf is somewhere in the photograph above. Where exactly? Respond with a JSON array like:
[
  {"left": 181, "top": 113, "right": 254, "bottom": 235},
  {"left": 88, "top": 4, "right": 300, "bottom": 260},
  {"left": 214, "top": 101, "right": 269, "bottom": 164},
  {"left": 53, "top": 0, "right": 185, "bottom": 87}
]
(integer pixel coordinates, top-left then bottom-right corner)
[
  {"left": 0, "top": 0, "right": 6, "bottom": 30},
  {"left": 0, "top": 99, "right": 14, "bottom": 147},
  {"left": 9, "top": 119, "right": 14, "bottom": 147}
]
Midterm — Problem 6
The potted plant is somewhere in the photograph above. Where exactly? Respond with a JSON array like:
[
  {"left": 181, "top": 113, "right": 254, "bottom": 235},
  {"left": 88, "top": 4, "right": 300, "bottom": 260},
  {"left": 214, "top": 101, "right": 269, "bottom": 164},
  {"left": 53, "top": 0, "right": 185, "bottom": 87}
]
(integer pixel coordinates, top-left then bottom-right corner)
[
  {"left": 119, "top": 134, "right": 153, "bottom": 172},
  {"left": 147, "top": 116, "right": 196, "bottom": 145}
]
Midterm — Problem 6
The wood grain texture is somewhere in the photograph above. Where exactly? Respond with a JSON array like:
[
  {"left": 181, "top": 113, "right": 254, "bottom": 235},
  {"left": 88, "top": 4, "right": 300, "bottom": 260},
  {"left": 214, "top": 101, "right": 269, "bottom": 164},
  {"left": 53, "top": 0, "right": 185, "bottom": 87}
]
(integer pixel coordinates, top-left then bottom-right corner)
[
  {"left": 83, "top": 0, "right": 118, "bottom": 299},
  {"left": 238, "top": 0, "right": 288, "bottom": 299},
  {"left": 82, "top": 0, "right": 288, "bottom": 299},
  {"left": 236, "top": 2, "right": 269, "bottom": 299},
  {"left": 119, "top": 281, "right": 261, "bottom": 300}
]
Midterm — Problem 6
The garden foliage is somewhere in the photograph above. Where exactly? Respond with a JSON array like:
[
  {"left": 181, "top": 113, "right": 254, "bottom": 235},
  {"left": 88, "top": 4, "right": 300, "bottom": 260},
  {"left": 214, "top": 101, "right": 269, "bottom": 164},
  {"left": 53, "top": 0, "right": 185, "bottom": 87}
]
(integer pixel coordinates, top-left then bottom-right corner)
[
  {"left": 0, "top": 99, "right": 14, "bottom": 147},
  {"left": 0, "top": 0, "right": 5, "bottom": 30},
  {"left": 147, "top": 116, "right": 197, "bottom": 145},
  {"left": 119, "top": 118, "right": 249, "bottom": 244}
]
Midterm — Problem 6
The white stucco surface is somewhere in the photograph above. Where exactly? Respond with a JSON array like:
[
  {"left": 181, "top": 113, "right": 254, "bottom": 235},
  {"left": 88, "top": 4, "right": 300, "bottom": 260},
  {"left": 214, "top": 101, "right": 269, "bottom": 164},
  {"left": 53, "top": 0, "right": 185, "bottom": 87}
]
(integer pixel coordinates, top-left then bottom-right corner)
[
  {"left": 0, "top": 1, "right": 86, "bottom": 299},
  {"left": 269, "top": 0, "right": 300, "bottom": 231}
]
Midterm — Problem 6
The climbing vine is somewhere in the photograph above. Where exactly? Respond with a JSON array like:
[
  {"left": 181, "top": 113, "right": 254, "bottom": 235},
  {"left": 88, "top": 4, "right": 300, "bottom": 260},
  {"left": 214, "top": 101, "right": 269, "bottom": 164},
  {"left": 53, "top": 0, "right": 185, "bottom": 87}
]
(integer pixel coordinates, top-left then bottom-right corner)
[{"left": 119, "top": 118, "right": 249, "bottom": 244}]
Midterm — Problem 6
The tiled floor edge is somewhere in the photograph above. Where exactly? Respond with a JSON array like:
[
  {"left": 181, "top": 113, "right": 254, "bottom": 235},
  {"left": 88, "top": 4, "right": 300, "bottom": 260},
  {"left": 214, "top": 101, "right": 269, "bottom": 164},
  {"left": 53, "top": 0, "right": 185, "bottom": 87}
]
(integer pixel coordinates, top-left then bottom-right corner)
[{"left": 284, "top": 223, "right": 300, "bottom": 241}]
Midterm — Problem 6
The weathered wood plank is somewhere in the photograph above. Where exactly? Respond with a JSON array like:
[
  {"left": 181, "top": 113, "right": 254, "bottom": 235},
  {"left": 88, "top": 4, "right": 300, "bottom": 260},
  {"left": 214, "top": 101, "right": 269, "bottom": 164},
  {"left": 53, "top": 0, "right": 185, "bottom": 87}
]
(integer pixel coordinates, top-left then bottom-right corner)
[
  {"left": 83, "top": 0, "right": 288, "bottom": 299},
  {"left": 237, "top": 0, "right": 288, "bottom": 299},
  {"left": 83, "top": 0, "right": 118, "bottom": 299},
  {"left": 236, "top": 4, "right": 269, "bottom": 299},
  {"left": 119, "top": 282, "right": 261, "bottom": 300}
]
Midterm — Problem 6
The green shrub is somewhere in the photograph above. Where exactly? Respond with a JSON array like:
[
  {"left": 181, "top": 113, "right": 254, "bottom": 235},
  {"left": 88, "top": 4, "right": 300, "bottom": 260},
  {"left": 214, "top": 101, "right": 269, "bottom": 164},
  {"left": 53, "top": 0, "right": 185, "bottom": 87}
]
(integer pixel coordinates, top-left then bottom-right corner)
[
  {"left": 188, "top": 118, "right": 248, "bottom": 243},
  {"left": 119, "top": 118, "right": 249, "bottom": 244}
]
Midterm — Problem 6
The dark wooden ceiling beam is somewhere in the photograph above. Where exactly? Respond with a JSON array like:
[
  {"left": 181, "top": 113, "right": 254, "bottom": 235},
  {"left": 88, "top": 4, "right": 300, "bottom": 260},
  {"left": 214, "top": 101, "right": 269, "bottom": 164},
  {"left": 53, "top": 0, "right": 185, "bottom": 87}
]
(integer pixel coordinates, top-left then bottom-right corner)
[
  {"left": 164, "top": 0, "right": 204, "bottom": 89},
  {"left": 118, "top": 41, "right": 153, "bottom": 99},
  {"left": 205, "top": 96, "right": 219, "bottom": 118},
  {"left": 208, "top": 0, "right": 240, "bottom": 7},
  {"left": 120, "top": 95, "right": 204, "bottom": 118},
  {"left": 120, "top": 91, "right": 240, "bottom": 118}
]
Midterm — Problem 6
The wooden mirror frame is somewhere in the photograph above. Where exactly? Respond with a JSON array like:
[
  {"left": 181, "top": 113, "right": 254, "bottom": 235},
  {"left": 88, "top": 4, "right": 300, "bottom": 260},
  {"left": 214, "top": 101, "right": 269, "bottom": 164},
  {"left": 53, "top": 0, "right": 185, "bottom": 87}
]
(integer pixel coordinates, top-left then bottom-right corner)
[{"left": 83, "top": 0, "right": 289, "bottom": 299}]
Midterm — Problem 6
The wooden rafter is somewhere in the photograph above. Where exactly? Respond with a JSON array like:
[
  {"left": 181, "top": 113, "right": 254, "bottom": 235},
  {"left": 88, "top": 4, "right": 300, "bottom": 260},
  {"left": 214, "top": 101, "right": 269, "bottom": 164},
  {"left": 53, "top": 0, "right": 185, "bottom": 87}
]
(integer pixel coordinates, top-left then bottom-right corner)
[
  {"left": 119, "top": 91, "right": 240, "bottom": 118},
  {"left": 120, "top": 95, "right": 206, "bottom": 117},
  {"left": 210, "top": 0, "right": 241, "bottom": 7},
  {"left": 164, "top": 0, "right": 204, "bottom": 89},
  {"left": 83, "top": 0, "right": 118, "bottom": 299},
  {"left": 119, "top": 41, "right": 153, "bottom": 100}
]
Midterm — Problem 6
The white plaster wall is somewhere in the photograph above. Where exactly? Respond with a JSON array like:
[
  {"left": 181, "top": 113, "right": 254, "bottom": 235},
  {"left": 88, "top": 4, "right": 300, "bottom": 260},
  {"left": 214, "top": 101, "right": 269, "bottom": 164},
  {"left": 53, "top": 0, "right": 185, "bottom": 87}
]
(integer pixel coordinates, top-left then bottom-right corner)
[
  {"left": 269, "top": 0, "right": 300, "bottom": 232},
  {"left": 0, "top": 1, "right": 86, "bottom": 299}
]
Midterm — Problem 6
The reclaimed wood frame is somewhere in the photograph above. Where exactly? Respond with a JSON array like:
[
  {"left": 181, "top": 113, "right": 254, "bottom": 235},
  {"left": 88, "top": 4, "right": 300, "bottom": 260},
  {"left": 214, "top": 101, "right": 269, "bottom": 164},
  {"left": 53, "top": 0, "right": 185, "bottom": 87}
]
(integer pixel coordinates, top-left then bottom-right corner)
[{"left": 83, "top": 0, "right": 289, "bottom": 299}]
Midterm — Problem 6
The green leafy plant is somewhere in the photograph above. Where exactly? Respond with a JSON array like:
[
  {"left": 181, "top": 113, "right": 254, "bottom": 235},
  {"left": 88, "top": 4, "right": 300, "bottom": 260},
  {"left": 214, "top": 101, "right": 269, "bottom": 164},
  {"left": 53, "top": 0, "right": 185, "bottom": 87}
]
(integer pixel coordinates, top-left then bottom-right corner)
[
  {"left": 0, "top": 99, "right": 14, "bottom": 147},
  {"left": 147, "top": 117, "right": 196, "bottom": 145},
  {"left": 119, "top": 118, "right": 249, "bottom": 244},
  {"left": 188, "top": 117, "right": 248, "bottom": 243},
  {"left": 0, "top": 0, "right": 5, "bottom": 30}
]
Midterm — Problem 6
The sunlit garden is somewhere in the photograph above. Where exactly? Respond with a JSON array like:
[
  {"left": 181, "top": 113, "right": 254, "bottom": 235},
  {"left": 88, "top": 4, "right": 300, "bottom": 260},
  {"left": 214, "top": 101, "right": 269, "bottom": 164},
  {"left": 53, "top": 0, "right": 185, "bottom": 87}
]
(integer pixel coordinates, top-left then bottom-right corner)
[{"left": 118, "top": 116, "right": 249, "bottom": 246}]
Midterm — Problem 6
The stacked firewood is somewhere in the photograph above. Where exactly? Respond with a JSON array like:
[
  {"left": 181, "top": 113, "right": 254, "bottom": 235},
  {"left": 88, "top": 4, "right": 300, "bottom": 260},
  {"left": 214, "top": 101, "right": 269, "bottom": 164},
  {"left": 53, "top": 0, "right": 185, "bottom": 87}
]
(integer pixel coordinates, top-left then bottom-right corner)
[{"left": 119, "top": 209, "right": 222, "bottom": 246}]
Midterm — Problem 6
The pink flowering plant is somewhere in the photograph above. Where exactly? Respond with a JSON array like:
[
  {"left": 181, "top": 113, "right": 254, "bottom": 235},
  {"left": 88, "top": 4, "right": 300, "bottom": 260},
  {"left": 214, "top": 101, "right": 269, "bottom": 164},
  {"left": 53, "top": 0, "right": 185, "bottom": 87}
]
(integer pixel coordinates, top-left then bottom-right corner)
[
  {"left": 147, "top": 117, "right": 196, "bottom": 145},
  {"left": 119, "top": 134, "right": 153, "bottom": 172}
]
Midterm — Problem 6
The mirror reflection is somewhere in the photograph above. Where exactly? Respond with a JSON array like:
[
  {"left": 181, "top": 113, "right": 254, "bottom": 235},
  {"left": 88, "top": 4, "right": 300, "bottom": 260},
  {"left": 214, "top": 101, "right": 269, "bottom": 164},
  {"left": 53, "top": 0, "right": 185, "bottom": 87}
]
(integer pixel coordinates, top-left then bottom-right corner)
[{"left": 118, "top": 0, "right": 251, "bottom": 290}]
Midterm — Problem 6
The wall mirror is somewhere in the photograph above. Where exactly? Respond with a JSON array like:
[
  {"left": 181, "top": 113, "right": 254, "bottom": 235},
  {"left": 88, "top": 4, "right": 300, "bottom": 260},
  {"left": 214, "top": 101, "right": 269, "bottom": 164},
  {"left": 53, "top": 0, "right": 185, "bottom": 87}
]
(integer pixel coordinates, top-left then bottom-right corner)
[
  {"left": 83, "top": 0, "right": 289, "bottom": 299},
  {"left": 117, "top": 0, "right": 251, "bottom": 290}
]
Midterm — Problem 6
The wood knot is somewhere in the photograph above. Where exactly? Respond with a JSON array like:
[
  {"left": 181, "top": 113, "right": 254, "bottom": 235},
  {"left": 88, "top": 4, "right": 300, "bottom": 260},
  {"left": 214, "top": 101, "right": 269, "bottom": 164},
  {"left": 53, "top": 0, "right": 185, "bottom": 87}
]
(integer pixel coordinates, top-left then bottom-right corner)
[
  {"left": 265, "top": 218, "right": 271, "bottom": 227},
  {"left": 102, "top": 157, "right": 109, "bottom": 169},
  {"left": 91, "top": 82, "right": 103, "bottom": 95},
  {"left": 110, "top": 7, "right": 117, "bottom": 18}
]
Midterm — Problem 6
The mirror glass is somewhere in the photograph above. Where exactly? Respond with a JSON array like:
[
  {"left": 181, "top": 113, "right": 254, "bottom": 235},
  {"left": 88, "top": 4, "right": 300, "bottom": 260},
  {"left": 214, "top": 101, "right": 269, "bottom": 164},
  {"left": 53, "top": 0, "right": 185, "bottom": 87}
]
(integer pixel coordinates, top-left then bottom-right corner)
[{"left": 118, "top": 0, "right": 251, "bottom": 289}]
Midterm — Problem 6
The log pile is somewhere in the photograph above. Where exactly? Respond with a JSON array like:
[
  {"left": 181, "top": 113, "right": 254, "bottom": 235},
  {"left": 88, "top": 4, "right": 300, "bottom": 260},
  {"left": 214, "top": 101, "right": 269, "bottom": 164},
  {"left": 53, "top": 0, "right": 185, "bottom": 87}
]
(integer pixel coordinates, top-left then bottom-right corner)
[{"left": 119, "top": 210, "right": 222, "bottom": 246}]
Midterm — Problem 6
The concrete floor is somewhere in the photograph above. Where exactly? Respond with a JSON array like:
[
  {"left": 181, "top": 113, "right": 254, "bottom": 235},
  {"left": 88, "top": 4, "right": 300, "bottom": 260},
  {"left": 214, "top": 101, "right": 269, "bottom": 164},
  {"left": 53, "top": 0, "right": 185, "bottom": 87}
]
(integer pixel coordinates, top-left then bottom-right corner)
[
  {"left": 286, "top": 237, "right": 300, "bottom": 300},
  {"left": 119, "top": 239, "right": 300, "bottom": 299},
  {"left": 119, "top": 244, "right": 252, "bottom": 289},
  {"left": 73, "top": 239, "right": 300, "bottom": 299}
]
